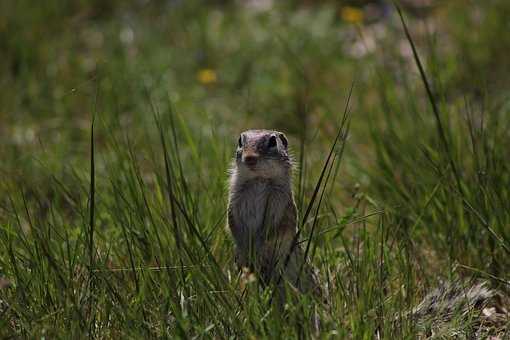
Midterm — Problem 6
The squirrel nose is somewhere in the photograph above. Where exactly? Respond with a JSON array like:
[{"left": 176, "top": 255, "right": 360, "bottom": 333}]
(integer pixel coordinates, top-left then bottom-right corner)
[{"left": 243, "top": 155, "right": 258, "bottom": 167}]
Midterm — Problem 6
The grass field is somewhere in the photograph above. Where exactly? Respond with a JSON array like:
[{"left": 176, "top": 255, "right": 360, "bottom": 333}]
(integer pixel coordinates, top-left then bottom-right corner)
[{"left": 1, "top": 0, "right": 510, "bottom": 338}]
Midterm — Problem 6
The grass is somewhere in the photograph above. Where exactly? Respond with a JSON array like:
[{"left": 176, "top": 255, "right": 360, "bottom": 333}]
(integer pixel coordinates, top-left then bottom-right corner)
[{"left": 1, "top": 0, "right": 510, "bottom": 338}]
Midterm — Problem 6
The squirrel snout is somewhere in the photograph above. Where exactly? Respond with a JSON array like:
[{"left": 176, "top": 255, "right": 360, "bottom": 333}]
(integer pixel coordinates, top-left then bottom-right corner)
[{"left": 242, "top": 153, "right": 258, "bottom": 167}]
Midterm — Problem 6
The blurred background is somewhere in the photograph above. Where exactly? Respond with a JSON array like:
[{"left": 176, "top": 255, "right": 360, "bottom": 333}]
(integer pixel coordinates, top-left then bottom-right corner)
[
  {"left": 3, "top": 0, "right": 509, "bottom": 170},
  {"left": 1, "top": 0, "right": 510, "bottom": 337}
]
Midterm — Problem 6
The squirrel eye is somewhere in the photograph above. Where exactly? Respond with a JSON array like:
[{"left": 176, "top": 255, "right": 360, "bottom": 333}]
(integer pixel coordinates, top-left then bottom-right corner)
[
  {"left": 268, "top": 135, "right": 277, "bottom": 148},
  {"left": 238, "top": 135, "right": 243, "bottom": 148}
]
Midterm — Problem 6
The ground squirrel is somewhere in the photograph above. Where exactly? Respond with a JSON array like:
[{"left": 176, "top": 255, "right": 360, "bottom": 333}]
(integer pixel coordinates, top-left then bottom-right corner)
[{"left": 227, "top": 129, "right": 318, "bottom": 293}]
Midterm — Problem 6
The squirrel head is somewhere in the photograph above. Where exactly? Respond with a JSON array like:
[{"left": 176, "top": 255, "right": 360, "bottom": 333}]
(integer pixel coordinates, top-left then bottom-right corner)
[{"left": 234, "top": 129, "right": 292, "bottom": 181}]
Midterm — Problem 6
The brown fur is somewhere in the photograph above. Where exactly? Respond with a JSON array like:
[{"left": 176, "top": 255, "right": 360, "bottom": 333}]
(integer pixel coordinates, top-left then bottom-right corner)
[{"left": 227, "top": 129, "right": 318, "bottom": 293}]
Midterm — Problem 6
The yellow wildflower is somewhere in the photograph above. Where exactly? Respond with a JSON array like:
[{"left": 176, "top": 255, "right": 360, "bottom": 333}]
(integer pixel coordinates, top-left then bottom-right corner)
[
  {"left": 341, "top": 6, "right": 364, "bottom": 24},
  {"left": 197, "top": 68, "right": 217, "bottom": 85}
]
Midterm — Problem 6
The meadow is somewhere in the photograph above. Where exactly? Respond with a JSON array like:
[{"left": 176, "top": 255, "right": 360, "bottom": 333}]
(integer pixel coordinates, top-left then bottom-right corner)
[{"left": 1, "top": 0, "right": 510, "bottom": 338}]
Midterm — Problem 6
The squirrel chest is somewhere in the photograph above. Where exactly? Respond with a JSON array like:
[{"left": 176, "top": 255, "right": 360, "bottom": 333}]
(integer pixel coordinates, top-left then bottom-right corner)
[{"left": 231, "top": 180, "right": 291, "bottom": 235}]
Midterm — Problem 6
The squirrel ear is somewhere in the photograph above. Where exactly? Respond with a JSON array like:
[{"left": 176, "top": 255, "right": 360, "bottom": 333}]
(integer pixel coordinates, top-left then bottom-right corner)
[{"left": 279, "top": 133, "right": 288, "bottom": 148}]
